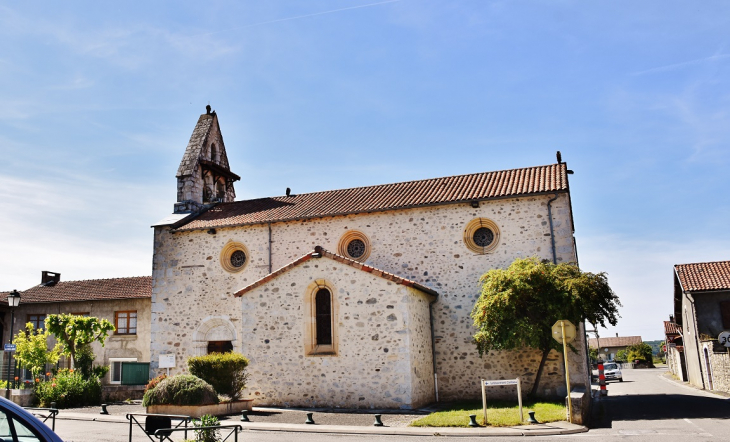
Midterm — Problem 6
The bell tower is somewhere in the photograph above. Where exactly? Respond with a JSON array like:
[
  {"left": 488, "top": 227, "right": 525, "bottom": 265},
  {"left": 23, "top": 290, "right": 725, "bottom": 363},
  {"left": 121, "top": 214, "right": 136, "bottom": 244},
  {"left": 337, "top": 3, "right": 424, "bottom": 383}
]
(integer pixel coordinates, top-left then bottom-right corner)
[{"left": 174, "top": 106, "right": 240, "bottom": 214}]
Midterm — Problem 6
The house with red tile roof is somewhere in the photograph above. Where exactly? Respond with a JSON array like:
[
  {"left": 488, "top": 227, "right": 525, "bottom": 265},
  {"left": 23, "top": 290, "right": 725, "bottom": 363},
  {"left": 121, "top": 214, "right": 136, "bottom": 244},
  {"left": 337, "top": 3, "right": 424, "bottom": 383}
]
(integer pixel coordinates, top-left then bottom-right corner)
[
  {"left": 664, "top": 318, "right": 686, "bottom": 381},
  {"left": 674, "top": 260, "right": 730, "bottom": 393},
  {"left": 0, "top": 272, "right": 151, "bottom": 395},
  {"left": 587, "top": 335, "right": 643, "bottom": 362},
  {"left": 149, "top": 108, "right": 589, "bottom": 415}
]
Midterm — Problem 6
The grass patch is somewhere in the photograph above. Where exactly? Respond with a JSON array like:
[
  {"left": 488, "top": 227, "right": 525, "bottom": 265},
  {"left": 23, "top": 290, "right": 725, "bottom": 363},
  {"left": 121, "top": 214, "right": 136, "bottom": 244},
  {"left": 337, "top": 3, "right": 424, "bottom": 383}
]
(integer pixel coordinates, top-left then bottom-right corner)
[{"left": 410, "top": 399, "right": 565, "bottom": 427}]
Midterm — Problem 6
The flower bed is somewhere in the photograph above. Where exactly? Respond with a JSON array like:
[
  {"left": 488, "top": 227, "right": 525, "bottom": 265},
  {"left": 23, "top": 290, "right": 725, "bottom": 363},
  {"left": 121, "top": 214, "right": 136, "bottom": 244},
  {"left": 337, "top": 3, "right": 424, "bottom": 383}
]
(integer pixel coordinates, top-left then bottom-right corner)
[{"left": 146, "top": 399, "right": 253, "bottom": 418}]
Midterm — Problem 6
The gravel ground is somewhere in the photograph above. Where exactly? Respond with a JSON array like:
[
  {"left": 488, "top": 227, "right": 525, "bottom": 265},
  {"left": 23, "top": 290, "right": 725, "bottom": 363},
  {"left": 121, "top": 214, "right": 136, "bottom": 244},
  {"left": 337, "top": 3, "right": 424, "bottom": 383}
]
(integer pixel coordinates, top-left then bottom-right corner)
[{"left": 62, "top": 401, "right": 427, "bottom": 427}]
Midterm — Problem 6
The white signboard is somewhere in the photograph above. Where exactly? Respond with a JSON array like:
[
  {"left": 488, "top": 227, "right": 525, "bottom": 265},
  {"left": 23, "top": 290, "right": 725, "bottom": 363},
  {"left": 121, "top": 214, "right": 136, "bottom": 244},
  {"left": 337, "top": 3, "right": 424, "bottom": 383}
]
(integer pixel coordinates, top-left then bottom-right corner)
[
  {"left": 159, "top": 354, "right": 176, "bottom": 369},
  {"left": 482, "top": 379, "right": 519, "bottom": 386},
  {"left": 481, "top": 378, "right": 523, "bottom": 424}
]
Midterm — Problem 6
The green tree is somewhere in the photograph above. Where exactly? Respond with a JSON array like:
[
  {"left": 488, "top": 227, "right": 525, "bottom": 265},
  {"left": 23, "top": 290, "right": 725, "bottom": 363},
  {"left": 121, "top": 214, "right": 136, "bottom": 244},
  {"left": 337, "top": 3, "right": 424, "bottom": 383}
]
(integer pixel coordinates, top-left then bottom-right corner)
[
  {"left": 626, "top": 342, "right": 653, "bottom": 364},
  {"left": 589, "top": 347, "right": 599, "bottom": 362},
  {"left": 12, "top": 323, "right": 63, "bottom": 379},
  {"left": 45, "top": 314, "right": 115, "bottom": 379},
  {"left": 471, "top": 257, "right": 621, "bottom": 396},
  {"left": 615, "top": 349, "right": 628, "bottom": 362}
]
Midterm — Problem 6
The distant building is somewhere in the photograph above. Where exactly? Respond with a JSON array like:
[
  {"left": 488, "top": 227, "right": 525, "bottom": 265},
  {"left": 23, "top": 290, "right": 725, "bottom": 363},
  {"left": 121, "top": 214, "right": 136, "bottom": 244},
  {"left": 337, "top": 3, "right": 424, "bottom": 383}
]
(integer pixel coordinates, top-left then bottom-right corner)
[
  {"left": 588, "top": 335, "right": 642, "bottom": 361},
  {"left": 0, "top": 272, "right": 151, "bottom": 393},
  {"left": 664, "top": 318, "right": 685, "bottom": 381},
  {"left": 674, "top": 260, "right": 730, "bottom": 393}
]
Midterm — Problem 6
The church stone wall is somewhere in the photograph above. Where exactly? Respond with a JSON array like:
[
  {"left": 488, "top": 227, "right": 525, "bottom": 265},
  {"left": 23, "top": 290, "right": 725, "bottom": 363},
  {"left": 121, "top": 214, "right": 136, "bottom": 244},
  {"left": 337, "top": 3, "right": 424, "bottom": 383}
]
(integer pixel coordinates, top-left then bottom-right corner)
[
  {"left": 151, "top": 192, "right": 585, "bottom": 404},
  {"left": 239, "top": 259, "right": 435, "bottom": 408}
]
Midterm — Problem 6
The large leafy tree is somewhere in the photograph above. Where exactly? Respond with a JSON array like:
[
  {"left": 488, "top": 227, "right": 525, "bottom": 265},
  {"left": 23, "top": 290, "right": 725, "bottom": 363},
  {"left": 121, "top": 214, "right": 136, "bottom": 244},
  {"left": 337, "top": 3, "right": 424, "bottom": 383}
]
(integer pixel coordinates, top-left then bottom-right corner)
[
  {"left": 471, "top": 257, "right": 621, "bottom": 396},
  {"left": 12, "top": 323, "right": 63, "bottom": 379},
  {"left": 45, "top": 314, "right": 115, "bottom": 379}
]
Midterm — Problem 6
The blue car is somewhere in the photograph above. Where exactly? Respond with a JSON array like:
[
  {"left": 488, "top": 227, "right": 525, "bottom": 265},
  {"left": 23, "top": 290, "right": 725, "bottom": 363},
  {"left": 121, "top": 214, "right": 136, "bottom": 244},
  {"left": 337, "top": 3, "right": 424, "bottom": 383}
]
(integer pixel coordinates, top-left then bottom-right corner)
[{"left": 0, "top": 397, "right": 63, "bottom": 442}]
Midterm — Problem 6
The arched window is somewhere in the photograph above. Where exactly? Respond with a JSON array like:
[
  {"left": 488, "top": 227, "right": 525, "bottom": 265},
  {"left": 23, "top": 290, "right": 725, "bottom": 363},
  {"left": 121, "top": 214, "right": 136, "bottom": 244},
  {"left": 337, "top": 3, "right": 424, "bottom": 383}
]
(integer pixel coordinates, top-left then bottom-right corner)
[
  {"left": 305, "top": 280, "right": 338, "bottom": 356},
  {"left": 315, "top": 289, "right": 332, "bottom": 346}
]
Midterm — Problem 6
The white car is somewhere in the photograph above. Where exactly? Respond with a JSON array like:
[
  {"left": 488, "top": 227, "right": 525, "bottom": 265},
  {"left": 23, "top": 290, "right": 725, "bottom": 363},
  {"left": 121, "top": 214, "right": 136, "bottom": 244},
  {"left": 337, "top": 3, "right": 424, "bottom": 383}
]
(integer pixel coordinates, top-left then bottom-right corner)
[{"left": 602, "top": 362, "right": 623, "bottom": 382}]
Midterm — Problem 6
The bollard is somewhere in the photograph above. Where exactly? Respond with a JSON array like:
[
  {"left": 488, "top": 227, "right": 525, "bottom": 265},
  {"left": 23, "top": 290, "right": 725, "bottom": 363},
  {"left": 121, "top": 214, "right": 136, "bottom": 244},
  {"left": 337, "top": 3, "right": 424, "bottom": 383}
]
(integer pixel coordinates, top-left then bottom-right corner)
[
  {"left": 100, "top": 404, "right": 109, "bottom": 415},
  {"left": 240, "top": 410, "right": 250, "bottom": 422},
  {"left": 598, "top": 361, "right": 607, "bottom": 396},
  {"left": 527, "top": 411, "right": 539, "bottom": 424},
  {"left": 305, "top": 412, "right": 315, "bottom": 424},
  {"left": 50, "top": 402, "right": 57, "bottom": 409},
  {"left": 373, "top": 414, "right": 384, "bottom": 427},
  {"left": 468, "top": 414, "right": 479, "bottom": 427}
]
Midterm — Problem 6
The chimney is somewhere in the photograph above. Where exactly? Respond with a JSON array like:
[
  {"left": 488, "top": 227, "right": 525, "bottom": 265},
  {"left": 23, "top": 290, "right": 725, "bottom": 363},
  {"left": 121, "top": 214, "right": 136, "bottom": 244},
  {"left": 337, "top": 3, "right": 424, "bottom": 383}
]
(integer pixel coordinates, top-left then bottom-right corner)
[
  {"left": 41, "top": 271, "right": 60, "bottom": 286},
  {"left": 615, "top": 333, "right": 618, "bottom": 337},
  {"left": 669, "top": 314, "right": 674, "bottom": 323}
]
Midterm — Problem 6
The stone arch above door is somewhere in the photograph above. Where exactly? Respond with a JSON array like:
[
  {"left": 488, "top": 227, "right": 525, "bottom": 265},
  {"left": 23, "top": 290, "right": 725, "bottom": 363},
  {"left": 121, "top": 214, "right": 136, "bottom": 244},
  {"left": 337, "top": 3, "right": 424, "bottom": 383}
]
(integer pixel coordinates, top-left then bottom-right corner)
[{"left": 192, "top": 316, "right": 238, "bottom": 355}]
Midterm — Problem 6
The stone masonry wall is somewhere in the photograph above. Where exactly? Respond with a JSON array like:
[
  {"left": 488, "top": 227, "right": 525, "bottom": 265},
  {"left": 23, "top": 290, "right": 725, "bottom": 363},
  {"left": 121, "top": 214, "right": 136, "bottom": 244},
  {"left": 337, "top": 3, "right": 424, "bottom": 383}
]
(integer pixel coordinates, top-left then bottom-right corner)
[
  {"left": 239, "top": 258, "right": 435, "bottom": 408},
  {"left": 708, "top": 348, "right": 730, "bottom": 394},
  {"left": 151, "top": 192, "right": 584, "bottom": 403}
]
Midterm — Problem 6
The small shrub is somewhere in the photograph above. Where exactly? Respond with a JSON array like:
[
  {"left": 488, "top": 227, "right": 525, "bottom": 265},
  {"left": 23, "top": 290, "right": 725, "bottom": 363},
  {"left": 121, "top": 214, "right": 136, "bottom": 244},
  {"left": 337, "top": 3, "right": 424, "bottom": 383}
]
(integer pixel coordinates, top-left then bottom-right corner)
[
  {"left": 142, "top": 375, "right": 219, "bottom": 407},
  {"left": 193, "top": 414, "right": 220, "bottom": 442},
  {"left": 187, "top": 352, "right": 249, "bottom": 400},
  {"left": 145, "top": 373, "right": 168, "bottom": 394},
  {"left": 34, "top": 369, "right": 102, "bottom": 408}
]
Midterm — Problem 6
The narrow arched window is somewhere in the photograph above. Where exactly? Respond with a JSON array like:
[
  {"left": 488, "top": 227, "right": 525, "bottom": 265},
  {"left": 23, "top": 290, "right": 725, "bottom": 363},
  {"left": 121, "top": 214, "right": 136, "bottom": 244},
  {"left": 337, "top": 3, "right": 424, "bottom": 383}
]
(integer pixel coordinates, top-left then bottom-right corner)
[
  {"left": 211, "top": 143, "right": 218, "bottom": 162},
  {"left": 315, "top": 289, "right": 332, "bottom": 346}
]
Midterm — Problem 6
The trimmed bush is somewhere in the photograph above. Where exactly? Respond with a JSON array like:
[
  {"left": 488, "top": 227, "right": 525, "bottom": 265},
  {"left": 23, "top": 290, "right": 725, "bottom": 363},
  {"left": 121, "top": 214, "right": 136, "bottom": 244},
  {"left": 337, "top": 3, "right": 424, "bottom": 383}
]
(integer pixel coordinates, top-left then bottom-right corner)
[
  {"left": 143, "top": 375, "right": 219, "bottom": 406},
  {"left": 187, "top": 352, "right": 249, "bottom": 400},
  {"left": 34, "top": 369, "right": 102, "bottom": 408}
]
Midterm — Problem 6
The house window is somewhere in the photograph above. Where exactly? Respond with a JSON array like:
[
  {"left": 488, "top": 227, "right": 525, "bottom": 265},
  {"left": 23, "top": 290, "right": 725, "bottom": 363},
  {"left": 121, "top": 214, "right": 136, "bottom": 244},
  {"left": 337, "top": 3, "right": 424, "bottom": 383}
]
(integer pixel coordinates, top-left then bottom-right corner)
[
  {"left": 115, "top": 311, "right": 137, "bottom": 335},
  {"left": 109, "top": 358, "right": 137, "bottom": 384},
  {"left": 26, "top": 315, "right": 46, "bottom": 331},
  {"left": 305, "top": 280, "right": 338, "bottom": 356}
]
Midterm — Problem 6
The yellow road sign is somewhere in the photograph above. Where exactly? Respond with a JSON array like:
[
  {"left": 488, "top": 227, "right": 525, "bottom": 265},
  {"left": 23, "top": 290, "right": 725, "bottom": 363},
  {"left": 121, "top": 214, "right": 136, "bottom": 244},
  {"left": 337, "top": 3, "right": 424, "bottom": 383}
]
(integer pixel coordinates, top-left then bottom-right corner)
[{"left": 552, "top": 319, "right": 576, "bottom": 344}]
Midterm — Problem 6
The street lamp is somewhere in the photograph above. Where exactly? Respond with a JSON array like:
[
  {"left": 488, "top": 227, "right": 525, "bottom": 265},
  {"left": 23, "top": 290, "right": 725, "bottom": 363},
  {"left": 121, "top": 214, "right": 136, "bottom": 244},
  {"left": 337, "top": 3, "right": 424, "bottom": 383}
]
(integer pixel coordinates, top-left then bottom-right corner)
[{"left": 5, "top": 290, "right": 20, "bottom": 399}]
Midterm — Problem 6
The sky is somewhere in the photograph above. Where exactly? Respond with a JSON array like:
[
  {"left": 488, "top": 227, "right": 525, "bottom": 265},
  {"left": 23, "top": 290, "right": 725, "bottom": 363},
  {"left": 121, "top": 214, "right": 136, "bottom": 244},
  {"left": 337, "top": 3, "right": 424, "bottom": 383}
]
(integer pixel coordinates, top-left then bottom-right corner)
[{"left": 1, "top": 1, "right": 729, "bottom": 341}]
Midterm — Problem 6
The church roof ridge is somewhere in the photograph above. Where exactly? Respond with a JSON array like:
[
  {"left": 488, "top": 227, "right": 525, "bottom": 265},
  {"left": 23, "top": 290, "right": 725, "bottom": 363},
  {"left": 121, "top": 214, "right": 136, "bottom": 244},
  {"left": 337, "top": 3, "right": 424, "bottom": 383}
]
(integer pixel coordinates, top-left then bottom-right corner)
[
  {"left": 173, "top": 162, "right": 570, "bottom": 231},
  {"left": 233, "top": 246, "right": 439, "bottom": 298}
]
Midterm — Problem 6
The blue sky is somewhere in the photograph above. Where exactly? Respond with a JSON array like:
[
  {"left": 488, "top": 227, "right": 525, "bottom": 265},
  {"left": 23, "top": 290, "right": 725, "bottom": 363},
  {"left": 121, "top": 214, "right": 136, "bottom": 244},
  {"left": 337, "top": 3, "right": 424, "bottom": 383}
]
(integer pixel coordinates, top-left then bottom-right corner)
[{"left": 1, "top": 1, "right": 729, "bottom": 341}]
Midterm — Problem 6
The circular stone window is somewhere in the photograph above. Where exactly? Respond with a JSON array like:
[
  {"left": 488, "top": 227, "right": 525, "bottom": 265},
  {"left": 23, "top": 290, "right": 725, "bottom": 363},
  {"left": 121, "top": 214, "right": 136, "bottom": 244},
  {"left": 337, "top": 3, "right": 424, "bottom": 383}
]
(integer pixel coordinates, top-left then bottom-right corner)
[
  {"left": 338, "top": 231, "right": 371, "bottom": 262},
  {"left": 463, "top": 218, "right": 500, "bottom": 254},
  {"left": 220, "top": 241, "right": 250, "bottom": 273}
]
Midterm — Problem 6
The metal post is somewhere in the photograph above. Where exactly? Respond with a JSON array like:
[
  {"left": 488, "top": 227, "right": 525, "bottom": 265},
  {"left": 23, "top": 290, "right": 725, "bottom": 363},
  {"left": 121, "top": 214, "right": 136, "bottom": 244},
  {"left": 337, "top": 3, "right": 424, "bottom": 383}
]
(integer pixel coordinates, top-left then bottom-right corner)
[
  {"left": 5, "top": 309, "right": 14, "bottom": 399},
  {"left": 481, "top": 378, "right": 487, "bottom": 425},
  {"left": 516, "top": 377, "right": 523, "bottom": 423},
  {"left": 561, "top": 320, "right": 573, "bottom": 423}
]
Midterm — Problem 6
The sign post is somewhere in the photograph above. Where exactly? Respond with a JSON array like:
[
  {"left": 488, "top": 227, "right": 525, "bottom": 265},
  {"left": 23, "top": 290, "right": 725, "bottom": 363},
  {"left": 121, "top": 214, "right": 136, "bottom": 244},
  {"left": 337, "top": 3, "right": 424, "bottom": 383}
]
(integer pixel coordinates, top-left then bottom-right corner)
[
  {"left": 480, "top": 378, "right": 523, "bottom": 425},
  {"left": 159, "top": 354, "right": 176, "bottom": 376},
  {"left": 552, "top": 320, "right": 576, "bottom": 423}
]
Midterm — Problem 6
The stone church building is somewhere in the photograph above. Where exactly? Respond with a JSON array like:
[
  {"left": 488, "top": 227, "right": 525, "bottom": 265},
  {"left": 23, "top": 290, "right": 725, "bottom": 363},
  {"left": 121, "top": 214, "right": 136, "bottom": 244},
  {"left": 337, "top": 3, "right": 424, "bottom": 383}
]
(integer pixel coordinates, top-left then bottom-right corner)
[{"left": 150, "top": 107, "right": 588, "bottom": 409}]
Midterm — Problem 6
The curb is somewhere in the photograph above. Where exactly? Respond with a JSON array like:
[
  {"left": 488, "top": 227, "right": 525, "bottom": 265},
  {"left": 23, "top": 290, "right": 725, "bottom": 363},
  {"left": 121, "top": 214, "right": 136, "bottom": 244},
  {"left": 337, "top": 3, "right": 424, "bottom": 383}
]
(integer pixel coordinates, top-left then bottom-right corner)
[{"left": 53, "top": 412, "right": 588, "bottom": 437}]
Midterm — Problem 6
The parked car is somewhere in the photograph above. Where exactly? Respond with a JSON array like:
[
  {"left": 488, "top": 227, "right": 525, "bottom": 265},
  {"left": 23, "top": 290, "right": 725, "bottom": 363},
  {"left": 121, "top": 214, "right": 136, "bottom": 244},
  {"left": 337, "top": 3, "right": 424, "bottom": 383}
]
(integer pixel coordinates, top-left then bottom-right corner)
[
  {"left": 603, "top": 362, "right": 623, "bottom": 382},
  {"left": 0, "top": 396, "right": 64, "bottom": 441}
]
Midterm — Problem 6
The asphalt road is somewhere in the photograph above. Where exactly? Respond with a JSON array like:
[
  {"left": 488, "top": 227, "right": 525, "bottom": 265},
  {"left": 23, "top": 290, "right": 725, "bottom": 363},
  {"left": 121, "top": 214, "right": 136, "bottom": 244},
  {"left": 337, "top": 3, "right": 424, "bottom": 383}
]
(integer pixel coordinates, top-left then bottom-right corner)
[{"left": 50, "top": 368, "right": 730, "bottom": 441}]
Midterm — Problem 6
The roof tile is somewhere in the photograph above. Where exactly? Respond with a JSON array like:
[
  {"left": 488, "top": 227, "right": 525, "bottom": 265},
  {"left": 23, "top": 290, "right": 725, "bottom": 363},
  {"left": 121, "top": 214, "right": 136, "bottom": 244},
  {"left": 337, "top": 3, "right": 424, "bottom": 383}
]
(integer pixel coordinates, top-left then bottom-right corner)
[
  {"left": 0, "top": 276, "right": 151, "bottom": 305},
  {"left": 675, "top": 261, "right": 730, "bottom": 292},
  {"left": 587, "top": 336, "right": 643, "bottom": 348},
  {"left": 175, "top": 163, "right": 569, "bottom": 231}
]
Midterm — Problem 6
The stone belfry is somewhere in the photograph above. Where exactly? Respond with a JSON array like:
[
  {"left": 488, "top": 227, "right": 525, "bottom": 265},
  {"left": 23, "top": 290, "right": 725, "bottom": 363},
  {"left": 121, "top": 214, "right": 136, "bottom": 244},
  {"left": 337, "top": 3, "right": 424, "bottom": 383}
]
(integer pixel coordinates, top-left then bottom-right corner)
[{"left": 174, "top": 106, "right": 240, "bottom": 214}]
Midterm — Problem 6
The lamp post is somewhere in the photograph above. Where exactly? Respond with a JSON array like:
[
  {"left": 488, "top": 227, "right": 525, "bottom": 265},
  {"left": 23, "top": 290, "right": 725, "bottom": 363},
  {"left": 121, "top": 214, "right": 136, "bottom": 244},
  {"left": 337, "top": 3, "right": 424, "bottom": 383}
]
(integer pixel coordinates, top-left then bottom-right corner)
[{"left": 5, "top": 290, "right": 20, "bottom": 399}]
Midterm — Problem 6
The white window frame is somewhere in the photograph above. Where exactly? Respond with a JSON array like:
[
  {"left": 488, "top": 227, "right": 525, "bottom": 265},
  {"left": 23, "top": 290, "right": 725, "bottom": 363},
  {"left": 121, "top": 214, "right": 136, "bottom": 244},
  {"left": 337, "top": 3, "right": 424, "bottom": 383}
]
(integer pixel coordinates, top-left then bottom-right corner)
[{"left": 109, "top": 358, "right": 137, "bottom": 385}]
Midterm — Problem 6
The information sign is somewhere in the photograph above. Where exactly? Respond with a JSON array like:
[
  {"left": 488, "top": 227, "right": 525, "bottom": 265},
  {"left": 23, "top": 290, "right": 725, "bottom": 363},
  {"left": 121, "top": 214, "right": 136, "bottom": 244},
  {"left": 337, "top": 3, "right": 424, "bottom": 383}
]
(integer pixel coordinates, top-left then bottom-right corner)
[
  {"left": 4, "top": 344, "right": 16, "bottom": 352},
  {"left": 480, "top": 378, "right": 523, "bottom": 424},
  {"left": 159, "top": 354, "right": 176, "bottom": 368}
]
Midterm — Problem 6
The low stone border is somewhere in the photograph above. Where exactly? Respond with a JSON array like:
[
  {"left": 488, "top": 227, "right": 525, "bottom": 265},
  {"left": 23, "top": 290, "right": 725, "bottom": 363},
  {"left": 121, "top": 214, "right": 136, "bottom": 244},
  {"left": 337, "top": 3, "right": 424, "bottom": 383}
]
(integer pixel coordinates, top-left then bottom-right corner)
[{"left": 147, "top": 399, "right": 253, "bottom": 418}]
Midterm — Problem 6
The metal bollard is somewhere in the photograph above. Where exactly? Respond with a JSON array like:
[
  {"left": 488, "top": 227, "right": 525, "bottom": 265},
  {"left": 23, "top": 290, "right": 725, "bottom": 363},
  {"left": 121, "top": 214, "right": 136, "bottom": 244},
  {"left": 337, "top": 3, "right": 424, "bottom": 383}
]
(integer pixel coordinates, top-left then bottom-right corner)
[
  {"left": 305, "top": 412, "right": 315, "bottom": 424},
  {"left": 598, "top": 361, "right": 607, "bottom": 396},
  {"left": 468, "top": 414, "right": 479, "bottom": 427},
  {"left": 100, "top": 404, "right": 109, "bottom": 415},
  {"left": 527, "top": 411, "right": 539, "bottom": 424},
  {"left": 240, "top": 410, "right": 250, "bottom": 422},
  {"left": 373, "top": 414, "right": 384, "bottom": 427}
]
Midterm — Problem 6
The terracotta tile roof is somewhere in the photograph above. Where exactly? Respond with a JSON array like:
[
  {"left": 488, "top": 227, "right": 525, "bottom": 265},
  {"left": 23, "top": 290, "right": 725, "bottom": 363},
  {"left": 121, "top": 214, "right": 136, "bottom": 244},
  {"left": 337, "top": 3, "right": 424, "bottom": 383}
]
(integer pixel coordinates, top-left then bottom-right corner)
[
  {"left": 175, "top": 163, "right": 570, "bottom": 231},
  {"left": 0, "top": 276, "right": 151, "bottom": 305},
  {"left": 234, "top": 246, "right": 439, "bottom": 298},
  {"left": 664, "top": 321, "right": 682, "bottom": 336},
  {"left": 675, "top": 261, "right": 730, "bottom": 292},
  {"left": 588, "top": 336, "right": 643, "bottom": 349}
]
